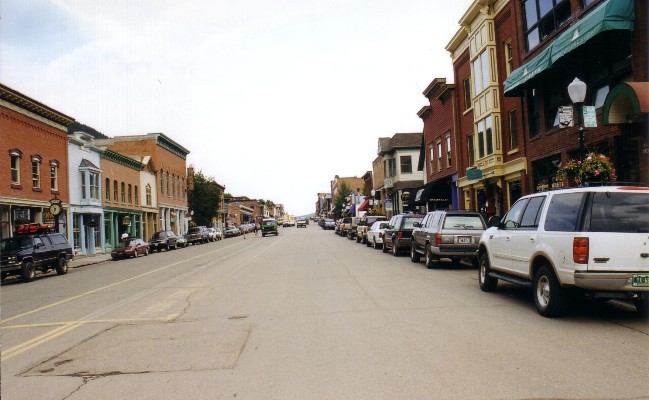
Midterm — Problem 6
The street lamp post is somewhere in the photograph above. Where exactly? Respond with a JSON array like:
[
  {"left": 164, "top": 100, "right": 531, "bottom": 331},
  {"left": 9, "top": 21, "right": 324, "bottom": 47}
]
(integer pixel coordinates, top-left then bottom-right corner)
[{"left": 568, "top": 77, "right": 587, "bottom": 163}]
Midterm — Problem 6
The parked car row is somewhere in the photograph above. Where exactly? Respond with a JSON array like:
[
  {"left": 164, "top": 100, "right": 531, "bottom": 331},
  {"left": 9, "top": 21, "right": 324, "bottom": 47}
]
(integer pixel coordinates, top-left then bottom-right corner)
[{"left": 330, "top": 185, "right": 649, "bottom": 317}]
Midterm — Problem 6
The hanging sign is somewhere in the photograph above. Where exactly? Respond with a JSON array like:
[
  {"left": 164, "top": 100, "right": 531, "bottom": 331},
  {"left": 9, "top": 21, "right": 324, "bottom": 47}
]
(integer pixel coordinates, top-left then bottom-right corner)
[
  {"left": 558, "top": 106, "right": 573, "bottom": 128},
  {"left": 583, "top": 106, "right": 597, "bottom": 128}
]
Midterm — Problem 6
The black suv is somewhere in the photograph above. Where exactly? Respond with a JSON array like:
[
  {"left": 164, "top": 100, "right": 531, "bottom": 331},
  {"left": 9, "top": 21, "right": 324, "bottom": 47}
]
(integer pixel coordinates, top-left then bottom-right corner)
[
  {"left": 148, "top": 230, "right": 179, "bottom": 252},
  {"left": 1, "top": 232, "right": 73, "bottom": 282},
  {"left": 186, "top": 226, "right": 209, "bottom": 245},
  {"left": 382, "top": 214, "right": 425, "bottom": 256}
]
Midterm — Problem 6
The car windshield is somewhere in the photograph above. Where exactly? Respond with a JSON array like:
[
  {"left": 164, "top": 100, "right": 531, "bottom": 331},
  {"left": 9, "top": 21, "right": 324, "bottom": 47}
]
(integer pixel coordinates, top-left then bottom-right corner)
[
  {"left": 153, "top": 232, "right": 166, "bottom": 238},
  {"left": 262, "top": 221, "right": 276, "bottom": 226},
  {"left": 188, "top": 228, "right": 200, "bottom": 233},
  {"left": 119, "top": 239, "right": 137, "bottom": 247},
  {"left": 0, "top": 237, "right": 33, "bottom": 251},
  {"left": 443, "top": 215, "right": 484, "bottom": 230}
]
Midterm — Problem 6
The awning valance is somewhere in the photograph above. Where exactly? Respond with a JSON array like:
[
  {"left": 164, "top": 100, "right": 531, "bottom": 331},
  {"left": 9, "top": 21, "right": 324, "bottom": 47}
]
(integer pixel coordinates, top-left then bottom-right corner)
[
  {"left": 412, "top": 179, "right": 451, "bottom": 206},
  {"left": 602, "top": 82, "right": 649, "bottom": 125},
  {"left": 504, "top": 0, "right": 634, "bottom": 96},
  {"left": 358, "top": 198, "right": 370, "bottom": 211}
]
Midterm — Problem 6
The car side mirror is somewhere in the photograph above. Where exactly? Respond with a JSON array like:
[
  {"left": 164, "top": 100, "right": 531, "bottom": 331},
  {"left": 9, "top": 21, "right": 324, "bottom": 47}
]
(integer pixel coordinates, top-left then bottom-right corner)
[
  {"left": 413, "top": 222, "right": 421, "bottom": 228},
  {"left": 487, "top": 216, "right": 502, "bottom": 228}
]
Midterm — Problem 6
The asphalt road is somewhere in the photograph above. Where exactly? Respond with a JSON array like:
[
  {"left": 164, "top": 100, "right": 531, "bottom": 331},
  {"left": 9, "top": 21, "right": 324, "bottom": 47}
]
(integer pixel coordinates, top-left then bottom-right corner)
[{"left": 2, "top": 224, "right": 648, "bottom": 399}]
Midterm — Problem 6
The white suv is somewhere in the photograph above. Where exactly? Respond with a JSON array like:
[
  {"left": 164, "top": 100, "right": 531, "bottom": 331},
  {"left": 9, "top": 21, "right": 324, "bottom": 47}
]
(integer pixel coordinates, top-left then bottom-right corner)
[{"left": 477, "top": 186, "right": 649, "bottom": 317}]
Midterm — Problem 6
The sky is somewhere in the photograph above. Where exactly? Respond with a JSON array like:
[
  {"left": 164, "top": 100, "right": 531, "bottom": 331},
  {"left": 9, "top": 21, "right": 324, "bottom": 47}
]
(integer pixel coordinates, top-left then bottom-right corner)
[{"left": 1, "top": 0, "right": 474, "bottom": 216}]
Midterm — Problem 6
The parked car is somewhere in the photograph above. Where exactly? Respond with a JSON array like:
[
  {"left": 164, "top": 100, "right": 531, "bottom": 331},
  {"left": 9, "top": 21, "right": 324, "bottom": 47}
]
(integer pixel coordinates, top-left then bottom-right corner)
[
  {"left": 296, "top": 218, "right": 307, "bottom": 228},
  {"left": 1, "top": 231, "right": 73, "bottom": 282},
  {"left": 366, "top": 221, "right": 391, "bottom": 249},
  {"left": 346, "top": 217, "right": 365, "bottom": 240},
  {"left": 224, "top": 226, "right": 240, "bottom": 238},
  {"left": 148, "top": 230, "right": 179, "bottom": 252},
  {"left": 411, "top": 210, "right": 486, "bottom": 268},
  {"left": 356, "top": 215, "right": 387, "bottom": 244},
  {"left": 186, "top": 226, "right": 209, "bottom": 245},
  {"left": 111, "top": 237, "right": 150, "bottom": 260},
  {"left": 338, "top": 217, "right": 353, "bottom": 237},
  {"left": 323, "top": 218, "right": 336, "bottom": 230},
  {"left": 206, "top": 228, "right": 219, "bottom": 242},
  {"left": 213, "top": 228, "right": 224, "bottom": 240},
  {"left": 176, "top": 235, "right": 188, "bottom": 248},
  {"left": 261, "top": 219, "right": 279, "bottom": 236},
  {"left": 477, "top": 185, "right": 649, "bottom": 317},
  {"left": 383, "top": 214, "right": 425, "bottom": 256}
]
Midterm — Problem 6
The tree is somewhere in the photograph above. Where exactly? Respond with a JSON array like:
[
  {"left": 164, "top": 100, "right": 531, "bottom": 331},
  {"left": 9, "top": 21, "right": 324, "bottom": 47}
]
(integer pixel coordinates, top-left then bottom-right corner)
[
  {"left": 333, "top": 182, "right": 352, "bottom": 219},
  {"left": 187, "top": 171, "right": 222, "bottom": 226}
]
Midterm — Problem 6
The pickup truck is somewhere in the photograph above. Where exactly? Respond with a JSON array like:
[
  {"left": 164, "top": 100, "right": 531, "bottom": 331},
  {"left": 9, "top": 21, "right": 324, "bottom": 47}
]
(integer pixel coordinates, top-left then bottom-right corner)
[
  {"left": 355, "top": 215, "right": 387, "bottom": 244},
  {"left": 1, "top": 232, "right": 73, "bottom": 282}
]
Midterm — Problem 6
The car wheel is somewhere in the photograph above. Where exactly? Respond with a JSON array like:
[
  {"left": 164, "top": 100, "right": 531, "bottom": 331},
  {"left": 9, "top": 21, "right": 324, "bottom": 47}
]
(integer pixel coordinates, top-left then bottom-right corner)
[
  {"left": 633, "top": 298, "right": 649, "bottom": 316},
  {"left": 533, "top": 264, "right": 568, "bottom": 318},
  {"left": 144, "top": 248, "right": 149, "bottom": 256},
  {"left": 133, "top": 250, "right": 139, "bottom": 258},
  {"left": 392, "top": 241, "right": 399, "bottom": 257},
  {"left": 373, "top": 239, "right": 379, "bottom": 249},
  {"left": 174, "top": 242, "right": 178, "bottom": 250},
  {"left": 425, "top": 244, "right": 438, "bottom": 269},
  {"left": 478, "top": 252, "right": 497, "bottom": 292},
  {"left": 165, "top": 243, "right": 170, "bottom": 252},
  {"left": 21, "top": 260, "right": 36, "bottom": 282},
  {"left": 56, "top": 257, "right": 68, "bottom": 275},
  {"left": 356, "top": 235, "right": 361, "bottom": 243},
  {"left": 410, "top": 243, "right": 420, "bottom": 263},
  {"left": 111, "top": 256, "right": 118, "bottom": 261},
  {"left": 382, "top": 242, "right": 389, "bottom": 253}
]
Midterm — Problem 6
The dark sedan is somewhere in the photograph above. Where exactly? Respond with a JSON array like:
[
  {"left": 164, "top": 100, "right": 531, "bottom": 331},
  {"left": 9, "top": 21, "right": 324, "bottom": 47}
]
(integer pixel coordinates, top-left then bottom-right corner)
[{"left": 111, "top": 238, "right": 150, "bottom": 260}]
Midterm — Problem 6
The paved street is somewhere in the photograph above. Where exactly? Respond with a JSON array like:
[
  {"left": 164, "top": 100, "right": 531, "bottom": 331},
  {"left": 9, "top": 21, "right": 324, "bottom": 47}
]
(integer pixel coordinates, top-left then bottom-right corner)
[{"left": 2, "top": 225, "right": 648, "bottom": 400}]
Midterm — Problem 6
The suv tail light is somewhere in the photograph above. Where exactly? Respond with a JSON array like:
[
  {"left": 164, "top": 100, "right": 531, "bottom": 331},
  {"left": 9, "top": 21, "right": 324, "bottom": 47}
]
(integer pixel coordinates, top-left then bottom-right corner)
[
  {"left": 379, "top": 233, "right": 383, "bottom": 238},
  {"left": 573, "top": 237, "right": 589, "bottom": 264},
  {"left": 397, "top": 232, "right": 403, "bottom": 239},
  {"left": 435, "top": 233, "right": 442, "bottom": 246}
]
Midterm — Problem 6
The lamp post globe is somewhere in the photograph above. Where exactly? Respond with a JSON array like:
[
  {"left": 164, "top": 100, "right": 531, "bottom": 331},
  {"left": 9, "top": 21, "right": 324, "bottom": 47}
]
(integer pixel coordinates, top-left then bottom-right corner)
[{"left": 568, "top": 77, "right": 587, "bottom": 163}]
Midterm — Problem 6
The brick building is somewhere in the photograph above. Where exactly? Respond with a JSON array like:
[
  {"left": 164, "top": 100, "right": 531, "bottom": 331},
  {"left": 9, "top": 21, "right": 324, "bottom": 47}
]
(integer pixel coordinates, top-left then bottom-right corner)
[
  {"left": 446, "top": 0, "right": 527, "bottom": 219},
  {"left": 100, "top": 149, "right": 145, "bottom": 249},
  {"left": 0, "top": 84, "right": 74, "bottom": 239},
  {"left": 416, "top": 78, "right": 459, "bottom": 211},
  {"left": 503, "top": 0, "right": 648, "bottom": 189},
  {"left": 95, "top": 133, "right": 190, "bottom": 236}
]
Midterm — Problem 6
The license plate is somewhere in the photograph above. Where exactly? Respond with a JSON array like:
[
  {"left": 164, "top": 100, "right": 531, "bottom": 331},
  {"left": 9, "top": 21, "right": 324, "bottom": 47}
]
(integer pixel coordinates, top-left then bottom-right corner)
[
  {"left": 458, "top": 236, "right": 471, "bottom": 244},
  {"left": 632, "top": 274, "right": 649, "bottom": 287}
]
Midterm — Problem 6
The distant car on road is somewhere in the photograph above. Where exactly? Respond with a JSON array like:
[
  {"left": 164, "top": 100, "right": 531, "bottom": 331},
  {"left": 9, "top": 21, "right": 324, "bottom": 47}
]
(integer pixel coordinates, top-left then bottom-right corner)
[
  {"left": 296, "top": 218, "right": 307, "bottom": 228},
  {"left": 261, "top": 219, "right": 279, "bottom": 236},
  {"left": 224, "top": 226, "right": 240, "bottom": 238}
]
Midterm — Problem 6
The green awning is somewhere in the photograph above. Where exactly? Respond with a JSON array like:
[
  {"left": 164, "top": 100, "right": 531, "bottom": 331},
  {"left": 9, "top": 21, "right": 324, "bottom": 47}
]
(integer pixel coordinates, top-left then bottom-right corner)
[
  {"left": 503, "top": 46, "right": 553, "bottom": 95},
  {"left": 504, "top": 0, "right": 634, "bottom": 97},
  {"left": 551, "top": 0, "right": 634, "bottom": 63}
]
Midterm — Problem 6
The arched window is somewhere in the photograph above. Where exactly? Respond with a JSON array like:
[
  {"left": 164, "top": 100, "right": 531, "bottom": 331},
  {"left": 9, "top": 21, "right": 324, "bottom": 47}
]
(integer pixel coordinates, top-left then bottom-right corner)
[
  {"left": 121, "top": 182, "right": 126, "bottom": 203},
  {"left": 128, "top": 184, "right": 132, "bottom": 204},
  {"left": 105, "top": 178, "right": 111, "bottom": 200},
  {"left": 134, "top": 185, "right": 139, "bottom": 205}
]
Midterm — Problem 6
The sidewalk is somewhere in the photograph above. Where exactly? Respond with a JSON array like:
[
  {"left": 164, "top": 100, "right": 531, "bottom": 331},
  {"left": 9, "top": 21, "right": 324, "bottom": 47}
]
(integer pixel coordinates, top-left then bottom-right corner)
[{"left": 69, "top": 253, "right": 113, "bottom": 269}]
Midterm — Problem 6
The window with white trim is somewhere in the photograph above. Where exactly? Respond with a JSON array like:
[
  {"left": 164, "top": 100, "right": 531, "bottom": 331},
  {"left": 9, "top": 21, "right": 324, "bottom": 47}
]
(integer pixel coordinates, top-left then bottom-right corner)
[
  {"left": 472, "top": 51, "right": 489, "bottom": 95},
  {"left": 437, "top": 141, "right": 442, "bottom": 172},
  {"left": 476, "top": 116, "right": 494, "bottom": 159},
  {"left": 146, "top": 184, "right": 152, "bottom": 206},
  {"left": 10, "top": 150, "right": 22, "bottom": 186},
  {"left": 445, "top": 134, "right": 452, "bottom": 168},
  {"left": 31, "top": 155, "right": 42, "bottom": 189}
]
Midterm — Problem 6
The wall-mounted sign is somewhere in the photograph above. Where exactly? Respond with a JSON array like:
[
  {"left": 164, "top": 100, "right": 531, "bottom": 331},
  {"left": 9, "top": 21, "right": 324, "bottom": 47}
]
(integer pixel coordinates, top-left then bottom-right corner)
[{"left": 467, "top": 169, "right": 483, "bottom": 181}]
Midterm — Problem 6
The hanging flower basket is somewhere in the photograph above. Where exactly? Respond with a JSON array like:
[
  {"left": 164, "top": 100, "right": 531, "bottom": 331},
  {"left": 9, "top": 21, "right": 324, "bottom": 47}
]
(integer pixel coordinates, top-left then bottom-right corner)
[{"left": 555, "top": 153, "right": 617, "bottom": 187}]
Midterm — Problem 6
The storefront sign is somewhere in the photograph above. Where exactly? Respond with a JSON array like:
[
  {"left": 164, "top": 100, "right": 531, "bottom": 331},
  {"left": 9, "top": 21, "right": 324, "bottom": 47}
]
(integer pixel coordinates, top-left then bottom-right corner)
[
  {"left": 559, "top": 106, "right": 573, "bottom": 128},
  {"left": 467, "top": 169, "right": 483, "bottom": 181},
  {"left": 122, "top": 215, "right": 131, "bottom": 226}
]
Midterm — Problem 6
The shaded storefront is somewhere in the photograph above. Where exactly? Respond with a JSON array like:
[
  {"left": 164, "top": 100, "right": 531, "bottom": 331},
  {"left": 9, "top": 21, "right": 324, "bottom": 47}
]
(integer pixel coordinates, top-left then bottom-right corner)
[{"left": 413, "top": 175, "right": 456, "bottom": 213}]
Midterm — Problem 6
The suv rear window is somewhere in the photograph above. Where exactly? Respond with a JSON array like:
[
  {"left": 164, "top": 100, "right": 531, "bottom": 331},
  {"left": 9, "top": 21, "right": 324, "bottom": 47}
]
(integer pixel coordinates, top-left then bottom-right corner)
[
  {"left": 589, "top": 192, "right": 649, "bottom": 233},
  {"left": 442, "top": 215, "right": 484, "bottom": 230},
  {"left": 545, "top": 193, "right": 585, "bottom": 232}
]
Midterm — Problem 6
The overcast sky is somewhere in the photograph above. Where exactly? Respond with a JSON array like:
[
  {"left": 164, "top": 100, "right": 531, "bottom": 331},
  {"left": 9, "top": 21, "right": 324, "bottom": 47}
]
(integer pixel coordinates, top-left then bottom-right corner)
[{"left": 2, "top": 0, "right": 473, "bottom": 216}]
